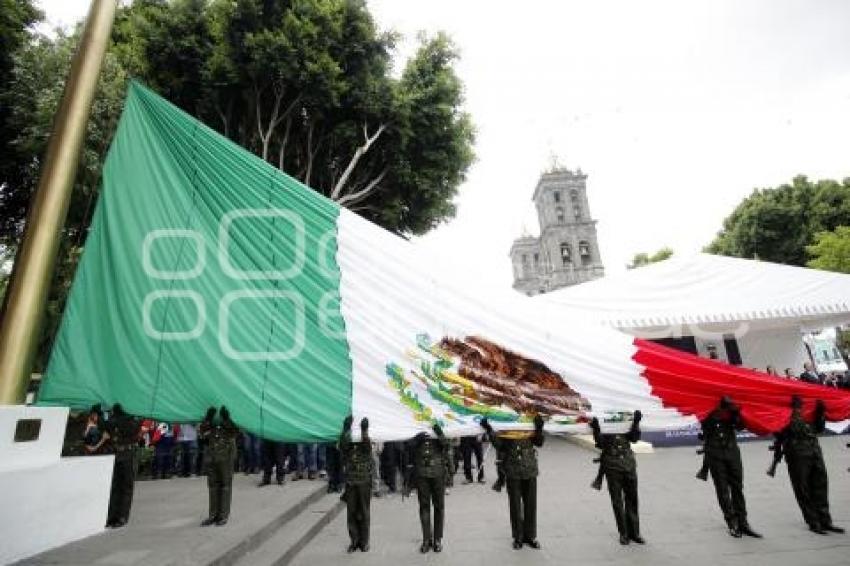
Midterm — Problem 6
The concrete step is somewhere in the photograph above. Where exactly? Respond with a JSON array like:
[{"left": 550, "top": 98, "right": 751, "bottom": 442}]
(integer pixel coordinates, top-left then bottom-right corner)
[
  {"left": 233, "top": 492, "right": 344, "bottom": 566},
  {"left": 206, "top": 483, "right": 330, "bottom": 566}
]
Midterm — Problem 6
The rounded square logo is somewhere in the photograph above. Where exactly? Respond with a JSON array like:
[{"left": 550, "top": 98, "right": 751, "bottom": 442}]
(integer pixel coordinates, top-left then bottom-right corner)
[
  {"left": 218, "top": 290, "right": 306, "bottom": 361},
  {"left": 142, "top": 229, "right": 206, "bottom": 280},
  {"left": 142, "top": 290, "right": 206, "bottom": 340}
]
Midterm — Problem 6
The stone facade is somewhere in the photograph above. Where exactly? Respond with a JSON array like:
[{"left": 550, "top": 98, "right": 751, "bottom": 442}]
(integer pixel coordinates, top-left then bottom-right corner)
[{"left": 510, "top": 168, "right": 604, "bottom": 295}]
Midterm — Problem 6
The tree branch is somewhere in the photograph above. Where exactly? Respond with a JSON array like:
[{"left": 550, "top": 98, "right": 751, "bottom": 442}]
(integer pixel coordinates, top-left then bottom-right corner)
[
  {"left": 277, "top": 117, "right": 291, "bottom": 172},
  {"left": 336, "top": 167, "right": 388, "bottom": 207},
  {"left": 330, "top": 121, "right": 388, "bottom": 200}
]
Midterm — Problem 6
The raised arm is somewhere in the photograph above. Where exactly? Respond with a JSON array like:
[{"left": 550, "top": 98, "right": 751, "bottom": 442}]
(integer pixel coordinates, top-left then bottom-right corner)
[
  {"left": 432, "top": 422, "right": 446, "bottom": 448},
  {"left": 479, "top": 417, "right": 499, "bottom": 449},
  {"left": 589, "top": 417, "right": 602, "bottom": 449},
  {"left": 813, "top": 400, "right": 826, "bottom": 434},
  {"left": 532, "top": 414, "right": 545, "bottom": 447},
  {"left": 339, "top": 415, "right": 354, "bottom": 448},
  {"left": 627, "top": 410, "right": 642, "bottom": 443}
]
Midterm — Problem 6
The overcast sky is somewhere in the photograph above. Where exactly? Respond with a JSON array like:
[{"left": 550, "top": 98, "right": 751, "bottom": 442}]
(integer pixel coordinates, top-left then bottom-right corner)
[{"left": 37, "top": 0, "right": 850, "bottom": 290}]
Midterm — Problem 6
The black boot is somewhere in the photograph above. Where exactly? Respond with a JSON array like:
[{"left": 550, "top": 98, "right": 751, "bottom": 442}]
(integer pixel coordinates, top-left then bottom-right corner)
[
  {"left": 200, "top": 517, "right": 217, "bottom": 527},
  {"left": 824, "top": 524, "right": 845, "bottom": 534},
  {"left": 525, "top": 539, "right": 541, "bottom": 549},
  {"left": 809, "top": 524, "right": 828, "bottom": 535},
  {"left": 433, "top": 539, "right": 443, "bottom": 552},
  {"left": 740, "top": 524, "right": 763, "bottom": 538},
  {"left": 346, "top": 543, "right": 358, "bottom": 553},
  {"left": 619, "top": 534, "right": 630, "bottom": 545},
  {"left": 512, "top": 539, "right": 522, "bottom": 549},
  {"left": 420, "top": 540, "right": 431, "bottom": 553}
]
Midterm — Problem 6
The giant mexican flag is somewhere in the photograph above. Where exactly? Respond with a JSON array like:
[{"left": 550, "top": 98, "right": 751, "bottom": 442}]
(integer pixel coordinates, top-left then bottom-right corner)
[{"left": 38, "top": 82, "right": 850, "bottom": 441}]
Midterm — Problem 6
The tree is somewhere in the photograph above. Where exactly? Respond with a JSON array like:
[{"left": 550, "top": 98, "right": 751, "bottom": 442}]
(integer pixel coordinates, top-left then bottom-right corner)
[
  {"left": 806, "top": 226, "right": 850, "bottom": 274},
  {"left": 706, "top": 175, "right": 850, "bottom": 266},
  {"left": 0, "top": 29, "right": 128, "bottom": 370},
  {"left": 111, "top": 0, "right": 474, "bottom": 235},
  {"left": 627, "top": 247, "right": 673, "bottom": 269},
  {"left": 0, "top": 0, "right": 474, "bottom": 369},
  {"left": 0, "top": 0, "right": 43, "bottom": 234}
]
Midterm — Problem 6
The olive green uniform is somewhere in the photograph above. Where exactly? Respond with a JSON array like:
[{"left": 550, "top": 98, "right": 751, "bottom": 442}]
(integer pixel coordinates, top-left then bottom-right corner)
[
  {"left": 408, "top": 431, "right": 447, "bottom": 544},
  {"left": 593, "top": 420, "right": 641, "bottom": 541},
  {"left": 701, "top": 408, "right": 748, "bottom": 532},
  {"left": 485, "top": 429, "right": 544, "bottom": 543},
  {"left": 340, "top": 429, "right": 373, "bottom": 549},
  {"left": 199, "top": 418, "right": 238, "bottom": 522},
  {"left": 105, "top": 412, "right": 140, "bottom": 525},
  {"left": 779, "top": 410, "right": 832, "bottom": 530}
]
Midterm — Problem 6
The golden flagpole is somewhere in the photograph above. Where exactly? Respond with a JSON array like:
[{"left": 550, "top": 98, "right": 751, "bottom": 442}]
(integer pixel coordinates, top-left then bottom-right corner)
[{"left": 0, "top": 0, "right": 117, "bottom": 405}]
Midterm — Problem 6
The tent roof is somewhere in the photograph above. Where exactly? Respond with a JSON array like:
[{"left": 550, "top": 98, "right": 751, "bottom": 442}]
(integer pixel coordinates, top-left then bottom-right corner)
[{"left": 538, "top": 253, "right": 850, "bottom": 331}]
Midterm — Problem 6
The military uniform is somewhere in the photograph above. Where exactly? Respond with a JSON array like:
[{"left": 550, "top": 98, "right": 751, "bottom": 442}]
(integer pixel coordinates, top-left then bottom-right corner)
[
  {"left": 260, "top": 440, "right": 286, "bottom": 485},
  {"left": 199, "top": 410, "right": 238, "bottom": 525},
  {"left": 591, "top": 415, "right": 642, "bottom": 544},
  {"left": 407, "top": 426, "right": 447, "bottom": 552},
  {"left": 700, "top": 404, "right": 757, "bottom": 537},
  {"left": 482, "top": 418, "right": 545, "bottom": 548},
  {"left": 104, "top": 408, "right": 140, "bottom": 527},
  {"left": 778, "top": 405, "right": 838, "bottom": 533},
  {"left": 340, "top": 420, "right": 373, "bottom": 552},
  {"left": 461, "top": 435, "right": 485, "bottom": 483}
]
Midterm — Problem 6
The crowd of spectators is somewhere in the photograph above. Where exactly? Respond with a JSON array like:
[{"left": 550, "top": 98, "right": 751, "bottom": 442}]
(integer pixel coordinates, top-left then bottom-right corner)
[
  {"left": 764, "top": 361, "right": 850, "bottom": 389},
  {"left": 66, "top": 411, "right": 488, "bottom": 498}
]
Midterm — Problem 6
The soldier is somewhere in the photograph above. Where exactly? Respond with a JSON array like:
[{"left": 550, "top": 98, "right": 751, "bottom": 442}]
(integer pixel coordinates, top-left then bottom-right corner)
[
  {"left": 771, "top": 396, "right": 844, "bottom": 535},
  {"left": 589, "top": 411, "right": 644, "bottom": 545},
  {"left": 404, "top": 423, "right": 447, "bottom": 553},
  {"left": 103, "top": 404, "right": 141, "bottom": 528},
  {"left": 259, "top": 439, "right": 286, "bottom": 487},
  {"left": 460, "top": 434, "right": 485, "bottom": 484},
  {"left": 340, "top": 415, "right": 373, "bottom": 552},
  {"left": 480, "top": 415, "right": 545, "bottom": 550},
  {"left": 198, "top": 406, "right": 238, "bottom": 526},
  {"left": 698, "top": 396, "right": 761, "bottom": 538}
]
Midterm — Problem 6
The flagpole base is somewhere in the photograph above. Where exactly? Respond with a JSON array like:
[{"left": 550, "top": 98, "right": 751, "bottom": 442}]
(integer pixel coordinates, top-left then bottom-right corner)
[{"left": 0, "top": 405, "right": 113, "bottom": 564}]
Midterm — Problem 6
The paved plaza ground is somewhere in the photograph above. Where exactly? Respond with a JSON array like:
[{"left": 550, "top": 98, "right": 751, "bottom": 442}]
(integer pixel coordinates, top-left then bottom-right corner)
[
  {"left": 295, "top": 435, "right": 850, "bottom": 566},
  {"left": 18, "top": 436, "right": 850, "bottom": 566}
]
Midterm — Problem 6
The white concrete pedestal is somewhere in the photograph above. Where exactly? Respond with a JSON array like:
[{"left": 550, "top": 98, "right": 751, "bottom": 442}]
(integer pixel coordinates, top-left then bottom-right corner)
[{"left": 0, "top": 405, "right": 113, "bottom": 565}]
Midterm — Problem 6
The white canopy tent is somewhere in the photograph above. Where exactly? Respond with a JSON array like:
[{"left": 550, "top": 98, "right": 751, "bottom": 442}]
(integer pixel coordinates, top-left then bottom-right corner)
[{"left": 538, "top": 254, "right": 850, "bottom": 373}]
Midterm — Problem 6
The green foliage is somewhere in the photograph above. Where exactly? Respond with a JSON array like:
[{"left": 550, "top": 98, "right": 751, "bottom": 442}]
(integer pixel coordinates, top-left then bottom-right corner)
[
  {"left": 706, "top": 176, "right": 850, "bottom": 266},
  {"left": 627, "top": 247, "right": 673, "bottom": 269},
  {"left": 806, "top": 226, "right": 850, "bottom": 274},
  {"left": 0, "top": 29, "right": 128, "bottom": 370},
  {"left": 111, "top": 0, "right": 475, "bottom": 235},
  {"left": 0, "top": 0, "right": 43, "bottom": 240},
  {"left": 0, "top": 0, "right": 475, "bottom": 370}
]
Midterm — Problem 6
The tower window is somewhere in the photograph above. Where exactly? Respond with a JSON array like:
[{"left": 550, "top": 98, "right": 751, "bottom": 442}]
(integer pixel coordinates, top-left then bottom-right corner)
[
  {"left": 553, "top": 191, "right": 561, "bottom": 203},
  {"left": 556, "top": 207, "right": 565, "bottom": 223},
  {"left": 560, "top": 243, "right": 571, "bottom": 266},
  {"left": 522, "top": 254, "right": 529, "bottom": 265},
  {"left": 579, "top": 241, "right": 591, "bottom": 265},
  {"left": 533, "top": 253, "right": 539, "bottom": 267},
  {"left": 573, "top": 205, "right": 581, "bottom": 219}
]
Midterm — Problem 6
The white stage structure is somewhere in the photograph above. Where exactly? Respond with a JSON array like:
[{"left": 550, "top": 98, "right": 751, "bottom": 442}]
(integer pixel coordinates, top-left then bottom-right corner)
[{"left": 540, "top": 254, "right": 850, "bottom": 374}]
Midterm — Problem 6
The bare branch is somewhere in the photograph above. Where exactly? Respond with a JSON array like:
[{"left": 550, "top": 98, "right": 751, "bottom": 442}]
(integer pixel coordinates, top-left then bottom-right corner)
[
  {"left": 277, "top": 117, "right": 291, "bottom": 172},
  {"left": 330, "top": 122, "right": 388, "bottom": 200},
  {"left": 337, "top": 167, "right": 388, "bottom": 207},
  {"left": 304, "top": 121, "right": 315, "bottom": 186}
]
